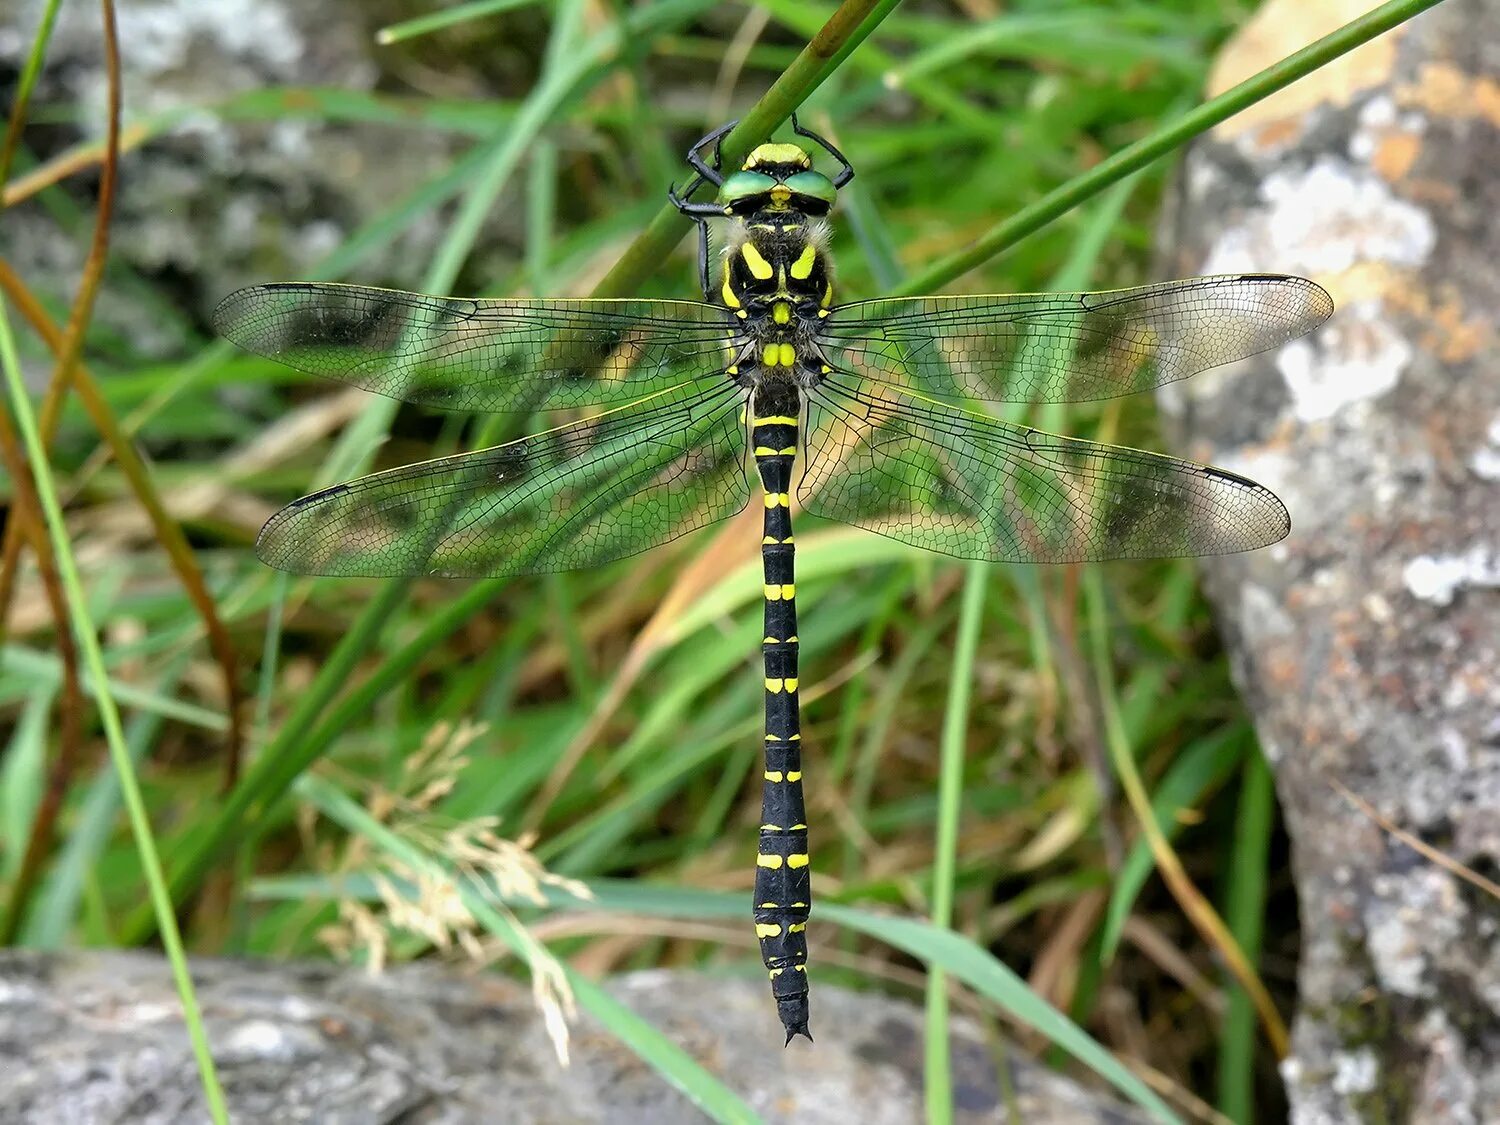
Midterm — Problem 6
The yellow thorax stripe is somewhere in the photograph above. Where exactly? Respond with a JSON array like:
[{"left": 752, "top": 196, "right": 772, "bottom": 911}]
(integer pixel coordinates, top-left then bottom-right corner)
[
  {"left": 790, "top": 243, "right": 818, "bottom": 280},
  {"left": 740, "top": 242, "right": 773, "bottom": 280}
]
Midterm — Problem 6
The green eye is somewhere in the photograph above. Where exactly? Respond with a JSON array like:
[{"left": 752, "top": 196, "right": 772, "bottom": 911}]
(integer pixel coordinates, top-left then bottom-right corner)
[
  {"left": 719, "top": 170, "right": 776, "bottom": 205},
  {"left": 785, "top": 171, "right": 838, "bottom": 207}
]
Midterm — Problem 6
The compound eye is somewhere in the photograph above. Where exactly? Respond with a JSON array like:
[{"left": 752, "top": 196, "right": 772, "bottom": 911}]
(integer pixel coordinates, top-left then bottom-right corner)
[
  {"left": 784, "top": 171, "right": 837, "bottom": 208},
  {"left": 718, "top": 170, "right": 776, "bottom": 207}
]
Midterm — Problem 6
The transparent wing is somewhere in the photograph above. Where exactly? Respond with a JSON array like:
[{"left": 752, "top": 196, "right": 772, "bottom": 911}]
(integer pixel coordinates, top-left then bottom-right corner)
[
  {"left": 822, "top": 274, "right": 1331, "bottom": 404},
  {"left": 801, "top": 373, "right": 1288, "bottom": 563},
  {"left": 257, "top": 380, "right": 750, "bottom": 577},
  {"left": 214, "top": 283, "right": 739, "bottom": 411}
]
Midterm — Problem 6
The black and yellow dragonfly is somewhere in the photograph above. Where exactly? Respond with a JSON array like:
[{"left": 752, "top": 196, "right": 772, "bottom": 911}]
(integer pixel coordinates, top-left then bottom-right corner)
[{"left": 215, "top": 116, "right": 1332, "bottom": 1045}]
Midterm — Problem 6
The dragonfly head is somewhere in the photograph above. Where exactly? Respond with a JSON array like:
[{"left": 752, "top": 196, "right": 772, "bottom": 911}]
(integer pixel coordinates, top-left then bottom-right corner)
[{"left": 719, "top": 142, "right": 839, "bottom": 216}]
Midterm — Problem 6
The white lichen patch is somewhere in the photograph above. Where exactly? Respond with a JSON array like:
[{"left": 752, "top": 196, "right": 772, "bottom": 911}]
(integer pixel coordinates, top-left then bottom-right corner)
[
  {"left": 117, "top": 0, "right": 304, "bottom": 76},
  {"left": 1331, "top": 1047, "right": 1379, "bottom": 1095},
  {"left": 1366, "top": 869, "right": 1464, "bottom": 998},
  {"left": 1402, "top": 546, "right": 1500, "bottom": 606},
  {"left": 1275, "top": 305, "right": 1411, "bottom": 422},
  {"left": 1470, "top": 414, "right": 1500, "bottom": 482},
  {"left": 1202, "top": 156, "right": 1436, "bottom": 278}
]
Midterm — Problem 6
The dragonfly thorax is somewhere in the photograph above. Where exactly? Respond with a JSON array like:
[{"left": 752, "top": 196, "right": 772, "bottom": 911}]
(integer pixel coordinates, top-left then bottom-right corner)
[{"left": 721, "top": 216, "right": 835, "bottom": 391}]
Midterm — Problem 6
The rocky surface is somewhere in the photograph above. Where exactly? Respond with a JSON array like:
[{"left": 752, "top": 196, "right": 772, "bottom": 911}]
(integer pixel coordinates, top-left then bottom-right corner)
[
  {"left": 0, "top": 950, "right": 1148, "bottom": 1124},
  {"left": 1160, "top": 0, "right": 1500, "bottom": 1119},
  {"left": 2, "top": 0, "right": 491, "bottom": 356}
]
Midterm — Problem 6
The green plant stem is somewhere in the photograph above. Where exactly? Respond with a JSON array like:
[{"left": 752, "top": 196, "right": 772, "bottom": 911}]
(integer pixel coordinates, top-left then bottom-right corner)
[
  {"left": 897, "top": 0, "right": 1449, "bottom": 294},
  {"left": 925, "top": 561, "right": 988, "bottom": 1123},
  {"left": 591, "top": 0, "right": 896, "bottom": 299},
  {"left": 0, "top": 299, "right": 229, "bottom": 1122},
  {"left": 0, "top": 0, "right": 64, "bottom": 188}
]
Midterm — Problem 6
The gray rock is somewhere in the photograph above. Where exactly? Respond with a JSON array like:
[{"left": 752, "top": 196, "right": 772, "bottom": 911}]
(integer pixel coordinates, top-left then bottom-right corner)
[
  {"left": 1159, "top": 0, "right": 1500, "bottom": 1119},
  {"left": 2, "top": 0, "right": 492, "bottom": 356},
  {"left": 0, "top": 950, "right": 1149, "bottom": 1124}
]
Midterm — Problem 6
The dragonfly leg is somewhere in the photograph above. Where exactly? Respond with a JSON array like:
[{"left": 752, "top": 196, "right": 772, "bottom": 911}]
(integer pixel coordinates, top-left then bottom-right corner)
[
  {"left": 685, "top": 118, "right": 738, "bottom": 186},
  {"left": 790, "top": 112, "right": 855, "bottom": 187},
  {"left": 667, "top": 183, "right": 729, "bottom": 303}
]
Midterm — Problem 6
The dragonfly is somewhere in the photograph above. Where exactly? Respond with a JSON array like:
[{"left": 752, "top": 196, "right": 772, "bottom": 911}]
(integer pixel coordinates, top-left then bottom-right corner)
[{"left": 215, "top": 115, "right": 1332, "bottom": 1046}]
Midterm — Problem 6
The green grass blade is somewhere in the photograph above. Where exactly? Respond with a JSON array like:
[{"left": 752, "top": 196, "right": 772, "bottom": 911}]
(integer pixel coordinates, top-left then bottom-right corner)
[
  {"left": 0, "top": 299, "right": 229, "bottom": 1121},
  {"left": 376, "top": 0, "right": 546, "bottom": 45},
  {"left": 1218, "top": 750, "right": 1276, "bottom": 1123},
  {"left": 1099, "top": 726, "right": 1249, "bottom": 960},
  {"left": 925, "top": 561, "right": 989, "bottom": 1123}
]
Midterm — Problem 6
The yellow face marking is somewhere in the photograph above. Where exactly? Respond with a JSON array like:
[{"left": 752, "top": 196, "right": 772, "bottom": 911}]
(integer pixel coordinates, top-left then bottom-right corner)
[
  {"left": 741, "top": 242, "right": 773, "bottom": 280},
  {"left": 766, "top": 678, "right": 784, "bottom": 693},
  {"left": 757, "top": 854, "right": 784, "bottom": 869},
  {"left": 773, "top": 301, "right": 791, "bottom": 325},
  {"left": 764, "top": 770, "right": 783, "bottom": 782},
  {"left": 756, "top": 415, "right": 798, "bottom": 426},
  {"left": 745, "top": 143, "right": 810, "bottom": 169},
  {"left": 755, "top": 923, "right": 782, "bottom": 938},
  {"left": 790, "top": 243, "right": 818, "bottom": 280},
  {"left": 769, "top": 185, "right": 791, "bottom": 207},
  {"left": 721, "top": 276, "right": 740, "bottom": 307},
  {"left": 787, "top": 854, "right": 810, "bottom": 869}
]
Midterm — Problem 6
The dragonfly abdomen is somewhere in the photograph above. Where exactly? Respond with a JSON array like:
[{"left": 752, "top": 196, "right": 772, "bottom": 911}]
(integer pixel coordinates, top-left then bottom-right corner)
[{"left": 751, "top": 382, "right": 812, "bottom": 1044}]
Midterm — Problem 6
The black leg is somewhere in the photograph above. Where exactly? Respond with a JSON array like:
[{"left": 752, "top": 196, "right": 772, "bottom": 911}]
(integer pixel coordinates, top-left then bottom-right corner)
[
  {"left": 790, "top": 112, "right": 854, "bottom": 187},
  {"left": 673, "top": 120, "right": 740, "bottom": 303},
  {"left": 685, "top": 119, "right": 738, "bottom": 188}
]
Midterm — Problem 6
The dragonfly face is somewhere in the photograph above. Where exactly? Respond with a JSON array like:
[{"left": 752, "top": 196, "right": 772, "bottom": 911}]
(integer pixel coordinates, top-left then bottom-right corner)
[{"left": 215, "top": 113, "right": 1332, "bottom": 1047}]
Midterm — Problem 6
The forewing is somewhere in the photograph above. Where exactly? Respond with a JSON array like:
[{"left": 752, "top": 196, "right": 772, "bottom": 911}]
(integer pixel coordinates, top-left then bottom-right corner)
[
  {"left": 822, "top": 274, "right": 1331, "bottom": 404},
  {"left": 801, "top": 373, "right": 1288, "bottom": 563},
  {"left": 257, "top": 380, "right": 750, "bottom": 577},
  {"left": 214, "top": 283, "right": 738, "bottom": 411}
]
